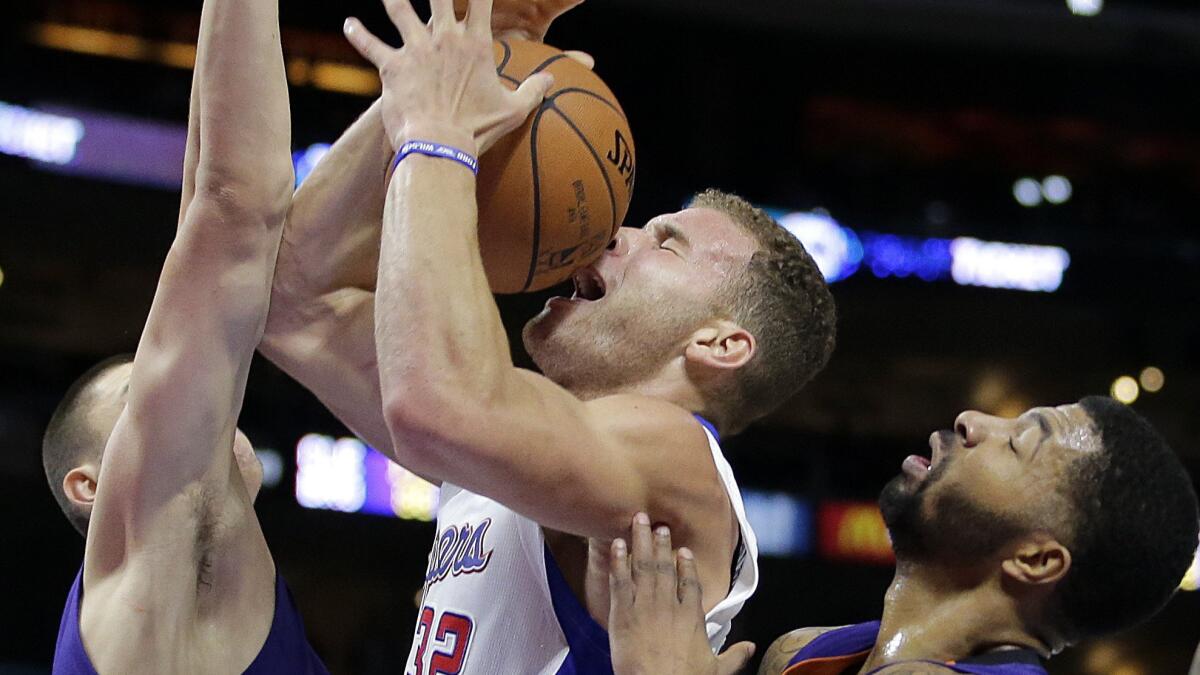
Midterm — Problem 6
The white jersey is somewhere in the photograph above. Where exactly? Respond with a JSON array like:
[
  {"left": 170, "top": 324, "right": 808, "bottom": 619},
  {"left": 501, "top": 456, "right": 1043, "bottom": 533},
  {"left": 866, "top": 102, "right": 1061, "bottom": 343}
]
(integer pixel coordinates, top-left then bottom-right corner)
[{"left": 404, "top": 418, "right": 759, "bottom": 675}]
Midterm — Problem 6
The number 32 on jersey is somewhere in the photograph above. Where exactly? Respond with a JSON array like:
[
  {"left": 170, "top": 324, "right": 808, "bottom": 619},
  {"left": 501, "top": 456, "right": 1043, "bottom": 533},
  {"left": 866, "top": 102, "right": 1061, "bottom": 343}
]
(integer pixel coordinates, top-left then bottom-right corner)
[{"left": 410, "top": 606, "right": 475, "bottom": 675}]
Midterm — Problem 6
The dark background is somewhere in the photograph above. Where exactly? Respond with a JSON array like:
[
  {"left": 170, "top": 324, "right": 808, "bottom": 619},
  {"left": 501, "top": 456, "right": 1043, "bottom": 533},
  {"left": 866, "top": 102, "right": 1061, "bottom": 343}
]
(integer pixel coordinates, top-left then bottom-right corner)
[{"left": 2, "top": 0, "right": 1199, "bottom": 673}]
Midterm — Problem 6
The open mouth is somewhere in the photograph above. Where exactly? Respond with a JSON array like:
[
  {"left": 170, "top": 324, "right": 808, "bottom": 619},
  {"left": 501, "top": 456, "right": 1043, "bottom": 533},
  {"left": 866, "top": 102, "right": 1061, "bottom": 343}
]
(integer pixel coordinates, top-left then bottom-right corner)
[
  {"left": 906, "top": 454, "right": 931, "bottom": 469},
  {"left": 902, "top": 453, "right": 932, "bottom": 479},
  {"left": 902, "top": 435, "right": 950, "bottom": 480},
  {"left": 570, "top": 267, "right": 607, "bottom": 302}
]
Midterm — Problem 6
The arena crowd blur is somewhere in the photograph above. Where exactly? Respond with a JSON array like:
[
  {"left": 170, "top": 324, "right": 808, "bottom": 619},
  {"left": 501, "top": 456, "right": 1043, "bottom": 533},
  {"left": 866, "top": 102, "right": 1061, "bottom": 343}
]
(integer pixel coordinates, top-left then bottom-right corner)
[{"left": 2, "top": 0, "right": 1199, "bottom": 673}]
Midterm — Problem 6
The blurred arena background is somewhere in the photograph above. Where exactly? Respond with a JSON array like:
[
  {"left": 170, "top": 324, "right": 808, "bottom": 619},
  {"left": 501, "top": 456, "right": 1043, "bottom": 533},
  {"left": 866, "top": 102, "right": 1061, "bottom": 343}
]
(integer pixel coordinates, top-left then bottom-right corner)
[{"left": 2, "top": 0, "right": 1199, "bottom": 672}]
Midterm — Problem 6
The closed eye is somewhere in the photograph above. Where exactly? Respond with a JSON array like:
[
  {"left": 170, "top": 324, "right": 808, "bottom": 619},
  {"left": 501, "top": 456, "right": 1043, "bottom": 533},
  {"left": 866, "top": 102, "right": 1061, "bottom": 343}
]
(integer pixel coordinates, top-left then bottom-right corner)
[{"left": 1008, "top": 438, "right": 1018, "bottom": 454}]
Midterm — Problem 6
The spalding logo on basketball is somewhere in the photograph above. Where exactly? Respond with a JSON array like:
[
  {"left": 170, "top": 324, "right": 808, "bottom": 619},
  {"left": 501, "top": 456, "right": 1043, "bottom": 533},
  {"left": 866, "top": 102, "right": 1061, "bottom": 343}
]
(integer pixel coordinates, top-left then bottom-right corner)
[{"left": 478, "top": 39, "right": 636, "bottom": 294}]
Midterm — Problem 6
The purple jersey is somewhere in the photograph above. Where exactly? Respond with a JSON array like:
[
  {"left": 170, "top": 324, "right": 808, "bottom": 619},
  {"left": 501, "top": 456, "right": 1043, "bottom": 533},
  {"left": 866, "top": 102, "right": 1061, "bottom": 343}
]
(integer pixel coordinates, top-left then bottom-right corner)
[
  {"left": 783, "top": 621, "right": 1047, "bottom": 675},
  {"left": 53, "top": 566, "right": 329, "bottom": 675}
]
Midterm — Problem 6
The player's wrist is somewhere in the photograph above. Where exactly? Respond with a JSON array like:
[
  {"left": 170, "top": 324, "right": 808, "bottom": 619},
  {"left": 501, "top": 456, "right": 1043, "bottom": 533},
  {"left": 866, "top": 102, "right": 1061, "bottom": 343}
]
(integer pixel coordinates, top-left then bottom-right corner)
[
  {"left": 388, "top": 122, "right": 480, "bottom": 181},
  {"left": 393, "top": 121, "right": 478, "bottom": 157}
]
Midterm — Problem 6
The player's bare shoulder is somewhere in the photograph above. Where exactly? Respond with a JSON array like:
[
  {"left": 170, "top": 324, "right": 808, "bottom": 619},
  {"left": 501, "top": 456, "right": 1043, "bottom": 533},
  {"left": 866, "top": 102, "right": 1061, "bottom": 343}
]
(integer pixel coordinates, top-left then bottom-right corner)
[
  {"left": 757, "top": 627, "right": 844, "bottom": 675},
  {"left": 758, "top": 627, "right": 961, "bottom": 675},
  {"left": 585, "top": 393, "right": 709, "bottom": 448},
  {"left": 585, "top": 393, "right": 729, "bottom": 531},
  {"left": 587, "top": 395, "right": 718, "bottom": 480}
]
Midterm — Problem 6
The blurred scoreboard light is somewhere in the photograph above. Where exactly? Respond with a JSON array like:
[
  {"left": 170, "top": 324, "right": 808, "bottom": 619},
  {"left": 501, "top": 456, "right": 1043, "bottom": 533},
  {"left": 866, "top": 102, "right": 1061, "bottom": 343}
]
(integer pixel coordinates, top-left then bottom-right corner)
[
  {"left": 817, "top": 501, "right": 895, "bottom": 565},
  {"left": 777, "top": 211, "right": 863, "bottom": 282},
  {"left": 254, "top": 448, "right": 284, "bottom": 489},
  {"left": 38, "top": 104, "right": 187, "bottom": 189},
  {"left": 295, "top": 434, "right": 368, "bottom": 513},
  {"left": 860, "top": 232, "right": 952, "bottom": 282},
  {"left": 0, "top": 106, "right": 1072, "bottom": 296},
  {"left": 950, "top": 238, "right": 1070, "bottom": 292},
  {"left": 769, "top": 205, "right": 1070, "bottom": 293},
  {"left": 386, "top": 462, "right": 441, "bottom": 521},
  {"left": 5, "top": 101, "right": 332, "bottom": 190},
  {"left": 0, "top": 101, "right": 84, "bottom": 165},
  {"left": 1067, "top": 0, "right": 1102, "bottom": 17},
  {"left": 741, "top": 490, "right": 813, "bottom": 557},
  {"left": 293, "top": 143, "right": 331, "bottom": 186},
  {"left": 295, "top": 433, "right": 439, "bottom": 521}
]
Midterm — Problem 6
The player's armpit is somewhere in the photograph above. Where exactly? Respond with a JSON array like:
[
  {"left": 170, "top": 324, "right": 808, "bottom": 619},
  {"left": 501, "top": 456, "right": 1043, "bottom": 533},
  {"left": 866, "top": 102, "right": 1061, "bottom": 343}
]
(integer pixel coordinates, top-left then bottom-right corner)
[{"left": 85, "top": 229, "right": 278, "bottom": 567}]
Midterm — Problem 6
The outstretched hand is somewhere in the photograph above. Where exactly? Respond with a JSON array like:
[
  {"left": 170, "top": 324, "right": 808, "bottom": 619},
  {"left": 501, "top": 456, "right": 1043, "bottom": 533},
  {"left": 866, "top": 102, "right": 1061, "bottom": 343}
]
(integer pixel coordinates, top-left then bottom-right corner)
[
  {"left": 343, "top": 0, "right": 554, "bottom": 155},
  {"left": 608, "top": 513, "right": 756, "bottom": 675}
]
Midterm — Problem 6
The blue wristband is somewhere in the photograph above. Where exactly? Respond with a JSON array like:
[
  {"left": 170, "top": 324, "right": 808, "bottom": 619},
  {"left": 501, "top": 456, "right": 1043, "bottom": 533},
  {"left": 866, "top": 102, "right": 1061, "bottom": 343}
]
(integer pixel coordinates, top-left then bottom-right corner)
[{"left": 392, "top": 140, "right": 479, "bottom": 175}]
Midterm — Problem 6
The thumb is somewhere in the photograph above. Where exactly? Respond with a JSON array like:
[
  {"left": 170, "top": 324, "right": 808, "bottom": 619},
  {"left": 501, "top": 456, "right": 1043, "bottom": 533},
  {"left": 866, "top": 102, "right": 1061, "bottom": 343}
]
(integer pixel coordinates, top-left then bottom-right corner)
[
  {"left": 563, "top": 50, "right": 595, "bottom": 70},
  {"left": 513, "top": 71, "right": 555, "bottom": 114},
  {"left": 715, "top": 641, "right": 756, "bottom": 675}
]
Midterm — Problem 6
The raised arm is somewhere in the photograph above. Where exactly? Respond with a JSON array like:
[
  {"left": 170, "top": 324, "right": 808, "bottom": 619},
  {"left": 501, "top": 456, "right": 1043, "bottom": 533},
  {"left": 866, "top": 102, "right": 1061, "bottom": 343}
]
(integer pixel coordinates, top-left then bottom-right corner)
[
  {"left": 259, "top": 102, "right": 399, "bottom": 457},
  {"left": 346, "top": 0, "right": 725, "bottom": 541},
  {"left": 85, "top": 0, "right": 292, "bottom": 597},
  {"left": 260, "top": 1, "right": 591, "bottom": 464}
]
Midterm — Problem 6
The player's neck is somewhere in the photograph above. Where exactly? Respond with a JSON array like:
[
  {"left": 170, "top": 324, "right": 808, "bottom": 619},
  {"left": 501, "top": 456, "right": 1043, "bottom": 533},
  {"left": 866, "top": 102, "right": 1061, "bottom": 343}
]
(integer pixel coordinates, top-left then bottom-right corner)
[
  {"left": 859, "top": 563, "right": 1049, "bottom": 673},
  {"left": 568, "top": 369, "right": 708, "bottom": 416}
]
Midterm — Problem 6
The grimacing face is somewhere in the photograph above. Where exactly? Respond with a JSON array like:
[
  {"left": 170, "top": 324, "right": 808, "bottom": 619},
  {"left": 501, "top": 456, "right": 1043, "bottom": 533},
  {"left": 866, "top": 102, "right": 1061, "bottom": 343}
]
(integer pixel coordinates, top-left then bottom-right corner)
[
  {"left": 522, "top": 207, "right": 758, "bottom": 394},
  {"left": 81, "top": 362, "right": 263, "bottom": 505},
  {"left": 880, "top": 403, "right": 1102, "bottom": 561}
]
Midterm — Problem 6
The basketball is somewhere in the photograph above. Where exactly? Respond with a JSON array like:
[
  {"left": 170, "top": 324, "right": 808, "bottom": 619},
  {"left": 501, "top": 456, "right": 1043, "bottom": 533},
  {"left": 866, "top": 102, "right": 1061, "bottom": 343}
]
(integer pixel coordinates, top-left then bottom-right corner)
[{"left": 478, "top": 39, "right": 636, "bottom": 293}]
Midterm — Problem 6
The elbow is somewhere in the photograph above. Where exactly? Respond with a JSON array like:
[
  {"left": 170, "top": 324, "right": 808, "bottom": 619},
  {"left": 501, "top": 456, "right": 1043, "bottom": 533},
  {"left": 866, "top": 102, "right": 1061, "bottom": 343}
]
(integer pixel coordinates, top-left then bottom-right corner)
[
  {"left": 192, "top": 165, "right": 294, "bottom": 229},
  {"left": 256, "top": 326, "right": 296, "bottom": 368},
  {"left": 379, "top": 357, "right": 511, "bottom": 469},
  {"left": 382, "top": 382, "right": 449, "bottom": 442},
  {"left": 261, "top": 279, "right": 313, "bottom": 345},
  {"left": 381, "top": 381, "right": 477, "bottom": 469},
  {"left": 381, "top": 386, "right": 441, "bottom": 472},
  {"left": 380, "top": 363, "right": 505, "bottom": 436}
]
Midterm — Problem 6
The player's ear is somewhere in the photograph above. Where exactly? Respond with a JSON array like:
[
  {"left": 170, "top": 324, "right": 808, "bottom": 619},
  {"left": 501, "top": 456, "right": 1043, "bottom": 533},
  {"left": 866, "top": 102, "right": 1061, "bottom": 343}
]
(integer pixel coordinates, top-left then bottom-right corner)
[
  {"left": 1001, "top": 535, "right": 1071, "bottom": 587},
  {"left": 685, "top": 321, "right": 755, "bottom": 371},
  {"left": 63, "top": 464, "right": 99, "bottom": 510}
]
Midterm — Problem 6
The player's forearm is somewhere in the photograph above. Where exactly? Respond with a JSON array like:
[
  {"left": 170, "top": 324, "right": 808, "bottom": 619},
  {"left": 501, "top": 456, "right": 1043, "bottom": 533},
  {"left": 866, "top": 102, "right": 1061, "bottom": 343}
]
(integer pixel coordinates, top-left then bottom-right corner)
[
  {"left": 375, "top": 138, "right": 514, "bottom": 448},
  {"left": 191, "top": 0, "right": 293, "bottom": 213},
  {"left": 176, "top": 0, "right": 291, "bottom": 325},
  {"left": 259, "top": 102, "right": 394, "bottom": 443},
  {"left": 265, "top": 102, "right": 392, "bottom": 325},
  {"left": 129, "top": 0, "right": 291, "bottom": 419}
]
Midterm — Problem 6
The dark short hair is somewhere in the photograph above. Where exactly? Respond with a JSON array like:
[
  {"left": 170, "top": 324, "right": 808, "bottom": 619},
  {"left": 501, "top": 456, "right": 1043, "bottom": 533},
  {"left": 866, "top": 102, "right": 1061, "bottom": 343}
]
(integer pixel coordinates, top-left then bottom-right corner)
[
  {"left": 42, "top": 354, "right": 133, "bottom": 536},
  {"left": 689, "top": 189, "right": 837, "bottom": 432},
  {"left": 1051, "top": 395, "right": 1200, "bottom": 642}
]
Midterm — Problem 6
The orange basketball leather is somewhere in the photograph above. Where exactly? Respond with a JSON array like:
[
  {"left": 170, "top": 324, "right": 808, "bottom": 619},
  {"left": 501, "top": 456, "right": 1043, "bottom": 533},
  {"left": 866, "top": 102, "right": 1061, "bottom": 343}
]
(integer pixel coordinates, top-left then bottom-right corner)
[{"left": 477, "top": 39, "right": 636, "bottom": 293}]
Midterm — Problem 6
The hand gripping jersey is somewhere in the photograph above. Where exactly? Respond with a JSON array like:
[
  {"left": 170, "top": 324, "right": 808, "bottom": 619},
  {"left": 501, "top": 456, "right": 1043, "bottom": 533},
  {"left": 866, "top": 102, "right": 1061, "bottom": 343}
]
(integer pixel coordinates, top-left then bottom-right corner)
[
  {"left": 782, "top": 621, "right": 1047, "bottom": 675},
  {"left": 405, "top": 416, "right": 759, "bottom": 675},
  {"left": 53, "top": 566, "right": 329, "bottom": 675}
]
